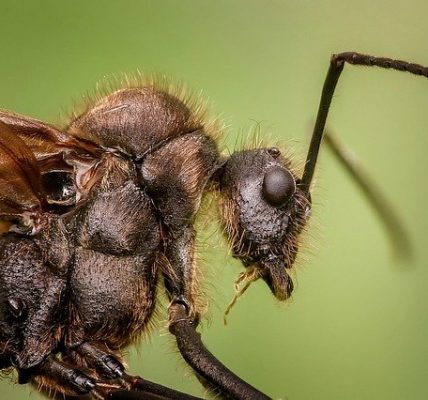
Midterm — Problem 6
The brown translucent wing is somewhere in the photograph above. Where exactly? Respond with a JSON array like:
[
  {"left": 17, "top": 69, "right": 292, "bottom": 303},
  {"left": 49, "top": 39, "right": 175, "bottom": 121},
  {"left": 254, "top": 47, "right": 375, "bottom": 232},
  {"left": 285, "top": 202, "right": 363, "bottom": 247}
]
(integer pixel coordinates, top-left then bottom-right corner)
[
  {"left": 0, "top": 109, "right": 100, "bottom": 172},
  {"left": 0, "top": 110, "right": 104, "bottom": 212},
  {"left": 0, "top": 121, "right": 44, "bottom": 219}
]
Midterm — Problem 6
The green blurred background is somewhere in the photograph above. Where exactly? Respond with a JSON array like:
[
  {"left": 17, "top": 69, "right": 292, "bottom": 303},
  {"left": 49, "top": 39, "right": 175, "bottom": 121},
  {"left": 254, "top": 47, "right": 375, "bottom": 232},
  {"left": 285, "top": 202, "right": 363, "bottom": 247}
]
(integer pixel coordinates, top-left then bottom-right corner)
[{"left": 0, "top": 1, "right": 427, "bottom": 399}]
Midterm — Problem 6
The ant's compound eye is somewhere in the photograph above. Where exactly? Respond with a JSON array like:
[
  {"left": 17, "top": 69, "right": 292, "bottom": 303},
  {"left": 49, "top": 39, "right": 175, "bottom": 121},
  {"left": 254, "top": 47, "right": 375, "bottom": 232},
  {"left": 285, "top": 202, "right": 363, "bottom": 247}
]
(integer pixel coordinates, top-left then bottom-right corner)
[
  {"left": 7, "top": 297, "right": 26, "bottom": 319},
  {"left": 262, "top": 166, "right": 296, "bottom": 207}
]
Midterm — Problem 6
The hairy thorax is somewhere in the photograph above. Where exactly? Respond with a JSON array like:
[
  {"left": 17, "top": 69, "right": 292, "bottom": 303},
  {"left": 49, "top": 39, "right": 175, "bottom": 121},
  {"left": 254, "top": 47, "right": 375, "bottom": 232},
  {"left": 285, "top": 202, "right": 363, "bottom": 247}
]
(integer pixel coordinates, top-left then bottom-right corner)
[{"left": 67, "top": 155, "right": 161, "bottom": 347}]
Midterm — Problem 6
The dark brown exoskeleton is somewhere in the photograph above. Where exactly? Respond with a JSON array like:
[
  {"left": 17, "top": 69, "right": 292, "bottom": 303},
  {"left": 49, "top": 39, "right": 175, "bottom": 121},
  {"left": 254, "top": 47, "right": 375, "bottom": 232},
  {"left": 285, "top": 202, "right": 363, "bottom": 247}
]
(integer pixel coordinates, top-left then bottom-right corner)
[{"left": 0, "top": 52, "right": 425, "bottom": 400}]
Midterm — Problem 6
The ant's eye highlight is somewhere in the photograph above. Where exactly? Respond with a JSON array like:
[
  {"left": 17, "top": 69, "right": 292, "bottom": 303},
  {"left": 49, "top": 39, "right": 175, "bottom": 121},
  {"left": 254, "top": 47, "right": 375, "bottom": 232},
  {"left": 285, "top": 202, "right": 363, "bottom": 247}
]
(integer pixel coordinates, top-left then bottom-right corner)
[
  {"left": 262, "top": 166, "right": 296, "bottom": 207},
  {"left": 267, "top": 147, "right": 281, "bottom": 158}
]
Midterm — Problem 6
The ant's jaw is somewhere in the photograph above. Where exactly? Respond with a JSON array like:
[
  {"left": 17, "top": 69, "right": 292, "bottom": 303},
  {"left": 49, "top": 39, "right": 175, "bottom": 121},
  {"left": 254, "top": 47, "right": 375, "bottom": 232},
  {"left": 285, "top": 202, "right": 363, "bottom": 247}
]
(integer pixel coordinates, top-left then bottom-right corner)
[{"left": 254, "top": 255, "right": 294, "bottom": 301}]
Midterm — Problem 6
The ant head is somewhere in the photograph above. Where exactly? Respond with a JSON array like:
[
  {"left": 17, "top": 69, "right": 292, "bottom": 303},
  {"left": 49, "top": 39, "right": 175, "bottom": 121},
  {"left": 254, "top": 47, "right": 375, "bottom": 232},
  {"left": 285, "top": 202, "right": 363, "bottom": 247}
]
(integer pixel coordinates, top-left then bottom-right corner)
[{"left": 219, "top": 147, "right": 310, "bottom": 300}]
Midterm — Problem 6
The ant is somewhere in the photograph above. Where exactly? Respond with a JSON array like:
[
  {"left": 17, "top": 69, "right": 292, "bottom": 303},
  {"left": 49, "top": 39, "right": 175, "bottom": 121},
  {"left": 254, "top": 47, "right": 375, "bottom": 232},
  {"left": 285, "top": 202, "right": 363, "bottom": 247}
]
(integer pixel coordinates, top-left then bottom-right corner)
[{"left": 0, "top": 52, "right": 424, "bottom": 400}]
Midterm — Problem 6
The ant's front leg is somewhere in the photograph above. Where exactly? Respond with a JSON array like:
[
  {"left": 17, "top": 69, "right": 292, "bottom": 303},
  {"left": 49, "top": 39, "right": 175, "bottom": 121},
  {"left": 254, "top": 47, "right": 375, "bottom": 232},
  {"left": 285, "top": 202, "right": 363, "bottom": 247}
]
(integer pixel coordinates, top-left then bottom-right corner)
[
  {"left": 141, "top": 131, "right": 271, "bottom": 398},
  {"left": 168, "top": 302, "right": 270, "bottom": 400},
  {"left": 160, "top": 223, "right": 270, "bottom": 399},
  {"left": 140, "top": 131, "right": 221, "bottom": 321},
  {"left": 162, "top": 227, "right": 201, "bottom": 322},
  {"left": 162, "top": 227, "right": 270, "bottom": 398}
]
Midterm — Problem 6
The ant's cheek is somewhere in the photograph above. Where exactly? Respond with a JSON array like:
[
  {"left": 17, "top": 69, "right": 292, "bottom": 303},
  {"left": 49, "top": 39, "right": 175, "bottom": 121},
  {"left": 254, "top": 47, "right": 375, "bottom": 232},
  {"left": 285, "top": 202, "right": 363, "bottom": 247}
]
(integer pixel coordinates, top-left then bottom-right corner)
[{"left": 259, "top": 256, "right": 294, "bottom": 301}]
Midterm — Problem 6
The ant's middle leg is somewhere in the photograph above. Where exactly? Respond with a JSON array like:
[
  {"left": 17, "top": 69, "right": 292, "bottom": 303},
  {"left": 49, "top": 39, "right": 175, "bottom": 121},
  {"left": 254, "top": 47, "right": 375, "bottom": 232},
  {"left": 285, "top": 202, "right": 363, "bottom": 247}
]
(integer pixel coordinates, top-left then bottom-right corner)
[
  {"left": 68, "top": 341, "right": 204, "bottom": 400},
  {"left": 19, "top": 355, "right": 95, "bottom": 398}
]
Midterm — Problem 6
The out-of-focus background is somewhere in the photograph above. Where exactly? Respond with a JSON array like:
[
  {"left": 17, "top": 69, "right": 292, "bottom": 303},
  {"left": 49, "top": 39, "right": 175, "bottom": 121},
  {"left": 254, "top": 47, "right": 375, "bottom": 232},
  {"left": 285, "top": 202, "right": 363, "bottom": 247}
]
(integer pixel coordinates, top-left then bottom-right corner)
[{"left": 0, "top": 1, "right": 427, "bottom": 399}]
